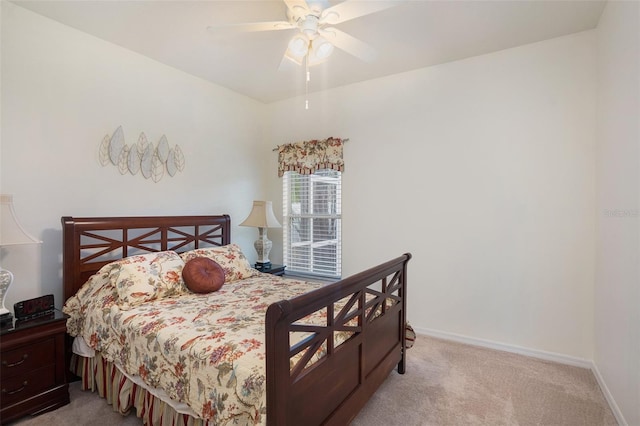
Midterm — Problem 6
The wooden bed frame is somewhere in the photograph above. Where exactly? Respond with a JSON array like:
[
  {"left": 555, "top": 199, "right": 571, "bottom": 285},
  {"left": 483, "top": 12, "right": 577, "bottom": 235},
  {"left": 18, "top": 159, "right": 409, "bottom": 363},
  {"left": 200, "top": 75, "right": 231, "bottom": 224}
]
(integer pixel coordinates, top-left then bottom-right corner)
[{"left": 61, "top": 215, "right": 411, "bottom": 425}]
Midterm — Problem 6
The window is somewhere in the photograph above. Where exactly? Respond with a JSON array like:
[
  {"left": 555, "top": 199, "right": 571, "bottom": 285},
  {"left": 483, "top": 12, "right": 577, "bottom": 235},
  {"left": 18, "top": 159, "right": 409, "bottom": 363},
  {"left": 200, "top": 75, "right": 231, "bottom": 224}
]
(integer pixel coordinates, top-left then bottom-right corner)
[{"left": 283, "top": 169, "right": 341, "bottom": 278}]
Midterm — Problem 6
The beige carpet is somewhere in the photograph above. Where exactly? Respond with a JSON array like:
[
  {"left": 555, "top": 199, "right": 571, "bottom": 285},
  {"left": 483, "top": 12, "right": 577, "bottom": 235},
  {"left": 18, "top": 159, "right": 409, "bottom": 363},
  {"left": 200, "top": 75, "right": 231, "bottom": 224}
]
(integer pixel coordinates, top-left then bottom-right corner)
[{"left": 10, "top": 335, "right": 617, "bottom": 426}]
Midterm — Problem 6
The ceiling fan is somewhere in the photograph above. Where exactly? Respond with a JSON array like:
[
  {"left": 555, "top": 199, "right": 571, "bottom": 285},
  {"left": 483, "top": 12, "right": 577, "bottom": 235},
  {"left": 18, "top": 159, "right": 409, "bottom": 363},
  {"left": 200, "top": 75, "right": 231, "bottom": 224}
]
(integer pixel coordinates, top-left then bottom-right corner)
[{"left": 207, "top": 0, "right": 398, "bottom": 67}]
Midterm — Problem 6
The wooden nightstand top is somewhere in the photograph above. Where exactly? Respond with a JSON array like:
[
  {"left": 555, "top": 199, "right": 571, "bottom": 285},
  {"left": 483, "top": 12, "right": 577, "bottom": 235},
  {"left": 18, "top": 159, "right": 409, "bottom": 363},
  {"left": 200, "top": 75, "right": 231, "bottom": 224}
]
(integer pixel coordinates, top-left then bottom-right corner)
[
  {"left": 1, "top": 309, "right": 67, "bottom": 337},
  {"left": 256, "top": 264, "right": 286, "bottom": 276}
]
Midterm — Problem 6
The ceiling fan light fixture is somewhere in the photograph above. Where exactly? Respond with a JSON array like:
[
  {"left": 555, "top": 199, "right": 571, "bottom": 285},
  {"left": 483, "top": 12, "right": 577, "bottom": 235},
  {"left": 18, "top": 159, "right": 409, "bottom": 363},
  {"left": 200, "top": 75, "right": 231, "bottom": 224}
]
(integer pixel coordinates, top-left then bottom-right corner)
[
  {"left": 312, "top": 37, "right": 334, "bottom": 60},
  {"left": 301, "top": 15, "right": 320, "bottom": 36},
  {"left": 283, "top": 51, "right": 304, "bottom": 66},
  {"left": 288, "top": 34, "right": 309, "bottom": 58}
]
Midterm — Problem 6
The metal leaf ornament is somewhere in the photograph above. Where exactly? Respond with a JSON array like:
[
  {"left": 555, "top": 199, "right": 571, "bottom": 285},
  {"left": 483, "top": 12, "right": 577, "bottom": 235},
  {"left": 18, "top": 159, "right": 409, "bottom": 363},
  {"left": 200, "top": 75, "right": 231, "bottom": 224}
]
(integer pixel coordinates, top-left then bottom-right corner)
[
  {"left": 167, "top": 148, "right": 178, "bottom": 177},
  {"left": 151, "top": 153, "right": 165, "bottom": 183},
  {"left": 173, "top": 145, "right": 185, "bottom": 171},
  {"left": 156, "top": 135, "right": 170, "bottom": 162},
  {"left": 118, "top": 145, "right": 130, "bottom": 175},
  {"left": 137, "top": 132, "right": 149, "bottom": 155},
  {"left": 128, "top": 147, "right": 141, "bottom": 175},
  {"left": 99, "top": 134, "right": 110, "bottom": 166},
  {"left": 109, "top": 126, "right": 125, "bottom": 165},
  {"left": 140, "top": 144, "right": 154, "bottom": 179}
]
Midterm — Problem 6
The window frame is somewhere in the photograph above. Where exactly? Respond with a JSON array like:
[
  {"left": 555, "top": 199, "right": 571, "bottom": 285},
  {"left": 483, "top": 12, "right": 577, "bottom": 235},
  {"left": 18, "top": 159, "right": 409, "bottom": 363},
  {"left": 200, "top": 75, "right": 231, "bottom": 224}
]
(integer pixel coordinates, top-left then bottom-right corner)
[{"left": 282, "top": 169, "right": 342, "bottom": 279}]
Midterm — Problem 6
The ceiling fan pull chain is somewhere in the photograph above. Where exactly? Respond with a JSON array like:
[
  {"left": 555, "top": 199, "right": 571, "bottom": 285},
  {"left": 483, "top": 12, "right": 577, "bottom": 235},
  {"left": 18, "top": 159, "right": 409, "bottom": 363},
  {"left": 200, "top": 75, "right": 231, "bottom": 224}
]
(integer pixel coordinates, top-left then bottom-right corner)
[{"left": 305, "top": 54, "right": 310, "bottom": 110}]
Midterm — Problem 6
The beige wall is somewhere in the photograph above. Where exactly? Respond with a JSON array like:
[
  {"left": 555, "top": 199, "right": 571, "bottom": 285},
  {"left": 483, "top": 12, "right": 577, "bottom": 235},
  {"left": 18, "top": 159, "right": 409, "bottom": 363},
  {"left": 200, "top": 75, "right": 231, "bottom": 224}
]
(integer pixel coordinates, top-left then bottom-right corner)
[
  {"left": 266, "top": 31, "right": 597, "bottom": 359},
  {"left": 595, "top": 1, "right": 640, "bottom": 424}
]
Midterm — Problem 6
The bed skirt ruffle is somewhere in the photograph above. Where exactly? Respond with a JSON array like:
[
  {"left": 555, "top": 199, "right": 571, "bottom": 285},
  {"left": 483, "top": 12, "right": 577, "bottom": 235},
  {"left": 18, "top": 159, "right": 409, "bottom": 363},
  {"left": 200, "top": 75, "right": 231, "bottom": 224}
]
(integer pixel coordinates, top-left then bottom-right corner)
[{"left": 70, "top": 353, "right": 205, "bottom": 426}]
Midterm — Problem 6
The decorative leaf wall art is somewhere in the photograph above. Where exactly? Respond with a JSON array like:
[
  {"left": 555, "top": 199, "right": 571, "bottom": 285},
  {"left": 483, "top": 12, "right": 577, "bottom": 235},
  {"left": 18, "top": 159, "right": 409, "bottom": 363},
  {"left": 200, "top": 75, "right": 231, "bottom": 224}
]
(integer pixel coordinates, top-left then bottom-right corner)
[
  {"left": 156, "top": 135, "right": 170, "bottom": 162},
  {"left": 151, "top": 154, "right": 165, "bottom": 183},
  {"left": 172, "top": 146, "right": 186, "bottom": 172},
  {"left": 118, "top": 145, "right": 130, "bottom": 175},
  {"left": 137, "top": 132, "right": 149, "bottom": 155},
  {"left": 140, "top": 144, "right": 153, "bottom": 179},
  {"left": 99, "top": 135, "right": 110, "bottom": 166},
  {"left": 167, "top": 148, "right": 177, "bottom": 176},
  {"left": 99, "top": 127, "right": 185, "bottom": 182},
  {"left": 128, "top": 146, "right": 141, "bottom": 175},
  {"left": 109, "top": 126, "right": 125, "bottom": 165}
]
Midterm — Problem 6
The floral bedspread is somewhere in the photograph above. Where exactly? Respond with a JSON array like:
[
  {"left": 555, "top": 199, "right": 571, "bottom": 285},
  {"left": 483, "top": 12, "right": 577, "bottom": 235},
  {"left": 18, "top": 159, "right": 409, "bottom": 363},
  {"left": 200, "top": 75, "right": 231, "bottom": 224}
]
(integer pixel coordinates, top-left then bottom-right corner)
[{"left": 63, "top": 272, "right": 324, "bottom": 425}]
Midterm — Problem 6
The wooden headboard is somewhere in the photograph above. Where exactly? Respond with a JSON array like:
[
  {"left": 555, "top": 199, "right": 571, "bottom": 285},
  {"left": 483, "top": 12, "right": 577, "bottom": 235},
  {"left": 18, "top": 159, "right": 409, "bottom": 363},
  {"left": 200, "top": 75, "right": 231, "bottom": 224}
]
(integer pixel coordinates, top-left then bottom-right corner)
[{"left": 61, "top": 215, "right": 231, "bottom": 302}]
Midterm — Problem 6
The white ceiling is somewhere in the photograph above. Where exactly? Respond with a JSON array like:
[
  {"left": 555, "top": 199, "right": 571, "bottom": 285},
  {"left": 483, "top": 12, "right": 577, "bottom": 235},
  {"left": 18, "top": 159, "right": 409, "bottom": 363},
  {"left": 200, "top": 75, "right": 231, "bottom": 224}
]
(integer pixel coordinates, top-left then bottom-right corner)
[{"left": 12, "top": 0, "right": 606, "bottom": 103}]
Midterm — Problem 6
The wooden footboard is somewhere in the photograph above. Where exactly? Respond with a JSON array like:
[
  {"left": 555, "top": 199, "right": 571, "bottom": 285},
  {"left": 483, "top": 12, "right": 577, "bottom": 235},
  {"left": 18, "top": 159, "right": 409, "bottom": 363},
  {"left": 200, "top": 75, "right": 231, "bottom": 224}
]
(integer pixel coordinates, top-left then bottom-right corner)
[{"left": 265, "top": 253, "right": 411, "bottom": 425}]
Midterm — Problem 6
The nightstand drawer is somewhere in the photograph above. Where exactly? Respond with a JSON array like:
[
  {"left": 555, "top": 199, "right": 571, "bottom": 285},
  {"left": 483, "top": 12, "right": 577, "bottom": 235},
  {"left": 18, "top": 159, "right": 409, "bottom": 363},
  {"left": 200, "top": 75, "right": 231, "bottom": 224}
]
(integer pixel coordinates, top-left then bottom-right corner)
[
  {"left": 0, "top": 310, "right": 70, "bottom": 423},
  {"left": 1, "top": 337, "right": 56, "bottom": 379},
  {"left": 1, "top": 365, "right": 56, "bottom": 406}
]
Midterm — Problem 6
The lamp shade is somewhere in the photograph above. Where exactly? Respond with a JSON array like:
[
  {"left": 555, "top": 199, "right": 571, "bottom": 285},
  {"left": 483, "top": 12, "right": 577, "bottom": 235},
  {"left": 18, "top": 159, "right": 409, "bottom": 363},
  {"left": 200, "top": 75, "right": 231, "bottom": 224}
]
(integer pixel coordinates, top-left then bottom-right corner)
[
  {"left": 0, "top": 195, "right": 41, "bottom": 246},
  {"left": 239, "top": 201, "right": 281, "bottom": 228}
]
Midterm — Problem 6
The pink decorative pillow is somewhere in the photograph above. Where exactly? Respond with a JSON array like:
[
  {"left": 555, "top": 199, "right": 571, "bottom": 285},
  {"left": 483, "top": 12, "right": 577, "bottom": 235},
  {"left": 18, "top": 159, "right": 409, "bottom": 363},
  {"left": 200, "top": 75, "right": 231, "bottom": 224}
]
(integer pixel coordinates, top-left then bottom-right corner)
[
  {"left": 180, "top": 244, "right": 257, "bottom": 282},
  {"left": 182, "top": 257, "right": 225, "bottom": 293}
]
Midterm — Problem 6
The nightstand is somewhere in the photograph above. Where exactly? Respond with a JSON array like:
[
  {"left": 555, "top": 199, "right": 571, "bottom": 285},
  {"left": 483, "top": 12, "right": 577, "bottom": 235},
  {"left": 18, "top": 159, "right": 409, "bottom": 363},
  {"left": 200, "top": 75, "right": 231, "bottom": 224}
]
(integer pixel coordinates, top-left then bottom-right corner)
[
  {"left": 256, "top": 264, "right": 286, "bottom": 276},
  {"left": 0, "top": 309, "right": 70, "bottom": 424}
]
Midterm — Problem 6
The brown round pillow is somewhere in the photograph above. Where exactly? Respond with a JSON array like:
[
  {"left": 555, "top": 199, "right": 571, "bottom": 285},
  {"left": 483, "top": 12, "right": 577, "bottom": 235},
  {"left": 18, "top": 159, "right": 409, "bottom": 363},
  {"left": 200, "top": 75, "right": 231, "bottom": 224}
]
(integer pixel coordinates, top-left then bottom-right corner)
[{"left": 182, "top": 257, "right": 225, "bottom": 293}]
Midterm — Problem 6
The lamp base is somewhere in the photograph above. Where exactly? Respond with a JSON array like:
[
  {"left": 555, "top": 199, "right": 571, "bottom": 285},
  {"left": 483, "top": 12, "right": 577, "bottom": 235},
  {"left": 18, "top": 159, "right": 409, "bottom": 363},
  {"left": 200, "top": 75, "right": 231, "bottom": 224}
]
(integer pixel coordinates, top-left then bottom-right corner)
[
  {"left": 253, "top": 228, "right": 273, "bottom": 265},
  {"left": 1, "top": 268, "right": 14, "bottom": 320}
]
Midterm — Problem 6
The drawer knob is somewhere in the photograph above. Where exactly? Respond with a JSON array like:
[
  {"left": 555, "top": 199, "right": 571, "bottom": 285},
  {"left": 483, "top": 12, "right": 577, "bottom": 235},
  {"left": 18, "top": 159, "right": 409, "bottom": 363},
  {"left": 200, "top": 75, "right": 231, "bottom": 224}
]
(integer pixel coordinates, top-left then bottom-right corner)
[
  {"left": 2, "top": 380, "right": 28, "bottom": 395},
  {"left": 2, "top": 353, "right": 28, "bottom": 368}
]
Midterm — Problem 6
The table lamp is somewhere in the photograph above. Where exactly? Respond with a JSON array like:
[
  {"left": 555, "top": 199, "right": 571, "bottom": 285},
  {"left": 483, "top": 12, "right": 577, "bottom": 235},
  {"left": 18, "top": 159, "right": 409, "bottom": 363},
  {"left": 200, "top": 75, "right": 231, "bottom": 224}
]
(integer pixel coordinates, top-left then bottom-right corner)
[
  {"left": 1, "top": 195, "right": 41, "bottom": 324},
  {"left": 239, "top": 200, "right": 281, "bottom": 270}
]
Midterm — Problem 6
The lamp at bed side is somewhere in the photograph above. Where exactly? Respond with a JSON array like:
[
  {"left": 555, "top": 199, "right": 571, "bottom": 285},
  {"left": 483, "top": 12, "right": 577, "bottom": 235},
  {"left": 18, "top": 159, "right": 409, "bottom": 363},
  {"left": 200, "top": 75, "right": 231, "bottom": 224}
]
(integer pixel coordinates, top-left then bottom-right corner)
[
  {"left": 0, "top": 195, "right": 42, "bottom": 325},
  {"left": 239, "top": 200, "right": 281, "bottom": 271}
]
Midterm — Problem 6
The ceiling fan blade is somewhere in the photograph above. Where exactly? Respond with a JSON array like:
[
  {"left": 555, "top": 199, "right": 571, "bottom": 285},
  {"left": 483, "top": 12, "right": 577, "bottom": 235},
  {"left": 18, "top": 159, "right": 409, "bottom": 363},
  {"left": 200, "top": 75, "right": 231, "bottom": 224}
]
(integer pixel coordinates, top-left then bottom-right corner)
[
  {"left": 207, "top": 21, "right": 294, "bottom": 35},
  {"left": 320, "top": 1, "right": 399, "bottom": 25},
  {"left": 319, "top": 27, "right": 376, "bottom": 62},
  {"left": 284, "top": 0, "right": 310, "bottom": 16}
]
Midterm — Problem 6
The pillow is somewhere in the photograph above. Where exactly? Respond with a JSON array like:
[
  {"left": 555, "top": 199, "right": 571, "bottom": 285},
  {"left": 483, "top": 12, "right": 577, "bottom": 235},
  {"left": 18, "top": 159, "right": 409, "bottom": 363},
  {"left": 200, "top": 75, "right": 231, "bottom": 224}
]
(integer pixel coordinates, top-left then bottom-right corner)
[
  {"left": 109, "top": 250, "right": 186, "bottom": 310},
  {"left": 180, "top": 244, "right": 257, "bottom": 283},
  {"left": 182, "top": 257, "right": 225, "bottom": 293},
  {"left": 405, "top": 323, "right": 416, "bottom": 349}
]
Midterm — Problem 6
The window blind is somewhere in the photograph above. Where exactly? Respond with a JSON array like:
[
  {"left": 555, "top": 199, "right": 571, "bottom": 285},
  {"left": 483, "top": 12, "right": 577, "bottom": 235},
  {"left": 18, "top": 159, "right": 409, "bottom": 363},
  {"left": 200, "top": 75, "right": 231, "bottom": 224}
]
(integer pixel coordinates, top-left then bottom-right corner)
[{"left": 283, "top": 169, "right": 342, "bottom": 278}]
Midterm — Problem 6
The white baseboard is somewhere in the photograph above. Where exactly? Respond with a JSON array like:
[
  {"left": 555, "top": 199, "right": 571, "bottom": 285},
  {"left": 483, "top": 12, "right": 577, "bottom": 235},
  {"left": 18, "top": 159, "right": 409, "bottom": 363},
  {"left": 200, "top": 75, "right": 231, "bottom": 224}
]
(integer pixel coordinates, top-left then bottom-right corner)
[
  {"left": 415, "top": 326, "right": 592, "bottom": 368},
  {"left": 414, "top": 327, "right": 627, "bottom": 425},
  {"left": 590, "top": 361, "right": 628, "bottom": 426}
]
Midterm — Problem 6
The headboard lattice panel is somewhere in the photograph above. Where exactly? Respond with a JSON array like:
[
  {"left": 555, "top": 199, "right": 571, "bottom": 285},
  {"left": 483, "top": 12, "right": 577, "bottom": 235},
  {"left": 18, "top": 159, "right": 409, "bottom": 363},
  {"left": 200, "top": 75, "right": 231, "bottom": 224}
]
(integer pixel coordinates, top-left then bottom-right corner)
[{"left": 62, "top": 215, "right": 231, "bottom": 301}]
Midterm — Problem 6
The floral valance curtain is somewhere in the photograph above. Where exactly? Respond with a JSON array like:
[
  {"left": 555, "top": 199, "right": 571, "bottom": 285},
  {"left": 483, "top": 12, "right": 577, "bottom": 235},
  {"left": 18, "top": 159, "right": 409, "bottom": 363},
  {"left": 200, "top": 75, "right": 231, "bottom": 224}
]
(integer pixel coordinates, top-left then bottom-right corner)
[{"left": 277, "top": 137, "right": 344, "bottom": 177}]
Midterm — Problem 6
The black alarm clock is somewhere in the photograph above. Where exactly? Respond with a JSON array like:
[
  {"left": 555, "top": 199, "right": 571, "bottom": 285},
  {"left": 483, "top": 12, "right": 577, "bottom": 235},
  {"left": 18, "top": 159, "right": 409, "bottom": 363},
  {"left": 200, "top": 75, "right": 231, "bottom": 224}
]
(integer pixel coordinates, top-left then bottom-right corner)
[{"left": 14, "top": 294, "right": 55, "bottom": 320}]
